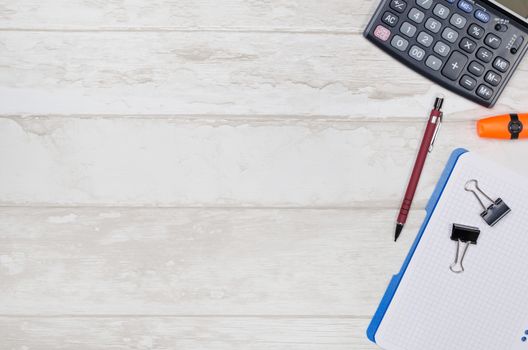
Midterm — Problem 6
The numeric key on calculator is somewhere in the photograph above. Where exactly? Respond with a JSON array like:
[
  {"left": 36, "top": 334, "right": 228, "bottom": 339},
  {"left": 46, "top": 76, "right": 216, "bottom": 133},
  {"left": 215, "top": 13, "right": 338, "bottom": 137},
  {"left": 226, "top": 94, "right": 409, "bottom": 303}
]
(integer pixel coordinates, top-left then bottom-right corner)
[
  {"left": 417, "top": 32, "right": 434, "bottom": 47},
  {"left": 416, "top": 0, "right": 433, "bottom": 10},
  {"left": 433, "top": 4, "right": 450, "bottom": 19},
  {"left": 408, "top": 8, "right": 425, "bottom": 23},
  {"left": 450, "top": 14, "right": 467, "bottom": 29},
  {"left": 425, "top": 18, "right": 442, "bottom": 33},
  {"left": 391, "top": 35, "right": 410, "bottom": 51},
  {"left": 400, "top": 22, "right": 417, "bottom": 37},
  {"left": 442, "top": 51, "right": 468, "bottom": 80},
  {"left": 442, "top": 27, "right": 459, "bottom": 43},
  {"left": 409, "top": 45, "right": 426, "bottom": 61},
  {"left": 434, "top": 41, "right": 451, "bottom": 57},
  {"left": 390, "top": 0, "right": 407, "bottom": 13}
]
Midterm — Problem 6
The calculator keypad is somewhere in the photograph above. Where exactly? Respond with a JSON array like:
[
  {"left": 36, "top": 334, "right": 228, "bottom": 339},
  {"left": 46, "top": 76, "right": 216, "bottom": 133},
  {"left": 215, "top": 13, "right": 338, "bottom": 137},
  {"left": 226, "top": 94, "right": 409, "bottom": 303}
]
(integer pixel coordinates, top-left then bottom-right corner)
[
  {"left": 459, "top": 37, "right": 476, "bottom": 53},
  {"left": 365, "top": 0, "right": 528, "bottom": 107},
  {"left": 408, "top": 8, "right": 425, "bottom": 23},
  {"left": 390, "top": 0, "right": 408, "bottom": 13},
  {"left": 442, "top": 51, "right": 468, "bottom": 80},
  {"left": 401, "top": 22, "right": 417, "bottom": 37}
]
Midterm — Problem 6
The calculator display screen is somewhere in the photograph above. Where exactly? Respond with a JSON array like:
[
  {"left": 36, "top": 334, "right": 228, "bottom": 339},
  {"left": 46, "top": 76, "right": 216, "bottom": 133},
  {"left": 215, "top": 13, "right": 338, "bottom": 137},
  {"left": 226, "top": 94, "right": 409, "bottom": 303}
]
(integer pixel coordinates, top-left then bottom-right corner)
[{"left": 492, "top": 0, "right": 528, "bottom": 19}]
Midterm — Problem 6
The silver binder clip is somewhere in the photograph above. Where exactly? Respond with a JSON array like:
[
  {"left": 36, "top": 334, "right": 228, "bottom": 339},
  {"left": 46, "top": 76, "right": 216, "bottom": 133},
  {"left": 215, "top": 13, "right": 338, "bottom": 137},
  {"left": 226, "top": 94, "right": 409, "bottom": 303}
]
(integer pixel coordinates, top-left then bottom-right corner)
[
  {"left": 450, "top": 224, "right": 481, "bottom": 274},
  {"left": 465, "top": 180, "right": 511, "bottom": 226}
]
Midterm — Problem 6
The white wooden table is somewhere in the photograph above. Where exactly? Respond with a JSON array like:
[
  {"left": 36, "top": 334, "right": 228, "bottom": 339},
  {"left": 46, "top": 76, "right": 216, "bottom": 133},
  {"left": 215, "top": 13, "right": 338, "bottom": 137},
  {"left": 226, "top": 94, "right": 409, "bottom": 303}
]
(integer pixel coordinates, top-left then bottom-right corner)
[{"left": 1, "top": 1, "right": 528, "bottom": 349}]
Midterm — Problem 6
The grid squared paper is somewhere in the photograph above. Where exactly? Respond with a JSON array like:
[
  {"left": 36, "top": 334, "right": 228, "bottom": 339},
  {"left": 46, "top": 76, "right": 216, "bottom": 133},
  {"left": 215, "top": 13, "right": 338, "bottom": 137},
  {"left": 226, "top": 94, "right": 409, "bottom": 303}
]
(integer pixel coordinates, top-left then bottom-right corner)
[{"left": 376, "top": 153, "right": 528, "bottom": 350}]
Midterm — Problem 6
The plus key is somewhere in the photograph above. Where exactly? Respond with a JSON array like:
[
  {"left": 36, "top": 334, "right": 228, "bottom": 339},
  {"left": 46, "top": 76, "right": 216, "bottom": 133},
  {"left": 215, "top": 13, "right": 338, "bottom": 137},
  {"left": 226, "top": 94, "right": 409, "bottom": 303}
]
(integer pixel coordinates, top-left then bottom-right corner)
[{"left": 442, "top": 51, "right": 468, "bottom": 80}]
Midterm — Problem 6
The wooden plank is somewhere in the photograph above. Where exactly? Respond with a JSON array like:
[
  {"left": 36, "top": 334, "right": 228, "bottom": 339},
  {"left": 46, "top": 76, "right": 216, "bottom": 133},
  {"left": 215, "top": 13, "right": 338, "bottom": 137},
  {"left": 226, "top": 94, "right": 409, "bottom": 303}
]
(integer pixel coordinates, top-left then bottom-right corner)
[
  {"left": 1, "top": 32, "right": 526, "bottom": 117},
  {"left": 1, "top": 317, "right": 376, "bottom": 350},
  {"left": 0, "top": 207, "right": 419, "bottom": 315},
  {"left": 1, "top": 117, "right": 528, "bottom": 206},
  {"left": 0, "top": 0, "right": 373, "bottom": 32}
]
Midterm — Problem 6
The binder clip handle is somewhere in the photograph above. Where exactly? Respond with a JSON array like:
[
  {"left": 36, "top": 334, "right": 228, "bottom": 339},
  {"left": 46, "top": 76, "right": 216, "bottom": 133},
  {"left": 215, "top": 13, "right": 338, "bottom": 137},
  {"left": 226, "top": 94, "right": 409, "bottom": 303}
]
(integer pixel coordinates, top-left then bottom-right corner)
[
  {"left": 464, "top": 180, "right": 494, "bottom": 211},
  {"left": 450, "top": 241, "right": 470, "bottom": 273}
]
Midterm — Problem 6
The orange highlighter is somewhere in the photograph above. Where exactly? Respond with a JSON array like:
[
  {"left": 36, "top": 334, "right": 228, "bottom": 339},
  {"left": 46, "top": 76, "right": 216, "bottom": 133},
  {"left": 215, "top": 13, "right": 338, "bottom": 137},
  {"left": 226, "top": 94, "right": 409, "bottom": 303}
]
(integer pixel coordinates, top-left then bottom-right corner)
[{"left": 477, "top": 114, "right": 528, "bottom": 140}]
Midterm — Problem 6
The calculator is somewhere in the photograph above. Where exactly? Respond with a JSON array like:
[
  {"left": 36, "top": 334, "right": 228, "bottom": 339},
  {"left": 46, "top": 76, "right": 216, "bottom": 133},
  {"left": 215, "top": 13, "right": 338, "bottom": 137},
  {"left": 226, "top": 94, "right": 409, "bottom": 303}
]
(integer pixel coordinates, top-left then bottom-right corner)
[{"left": 364, "top": 0, "right": 528, "bottom": 107}]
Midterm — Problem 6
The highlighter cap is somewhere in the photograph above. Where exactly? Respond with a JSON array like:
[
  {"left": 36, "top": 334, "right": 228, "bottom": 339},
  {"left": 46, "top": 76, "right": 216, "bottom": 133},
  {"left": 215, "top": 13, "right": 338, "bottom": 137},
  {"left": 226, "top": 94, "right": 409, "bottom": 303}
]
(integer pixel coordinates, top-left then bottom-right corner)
[{"left": 477, "top": 114, "right": 527, "bottom": 139}]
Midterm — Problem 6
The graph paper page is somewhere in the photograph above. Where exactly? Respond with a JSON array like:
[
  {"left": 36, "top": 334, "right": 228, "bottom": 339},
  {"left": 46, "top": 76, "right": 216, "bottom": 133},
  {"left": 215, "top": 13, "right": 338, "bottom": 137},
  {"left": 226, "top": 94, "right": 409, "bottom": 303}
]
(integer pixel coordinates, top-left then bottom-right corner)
[{"left": 376, "top": 152, "right": 528, "bottom": 350}]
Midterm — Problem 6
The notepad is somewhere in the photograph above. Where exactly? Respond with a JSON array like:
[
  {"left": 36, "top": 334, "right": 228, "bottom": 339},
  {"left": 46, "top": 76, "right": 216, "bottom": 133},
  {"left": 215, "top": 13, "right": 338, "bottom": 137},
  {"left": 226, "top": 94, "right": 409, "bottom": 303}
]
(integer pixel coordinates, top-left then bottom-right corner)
[{"left": 368, "top": 149, "right": 528, "bottom": 350}]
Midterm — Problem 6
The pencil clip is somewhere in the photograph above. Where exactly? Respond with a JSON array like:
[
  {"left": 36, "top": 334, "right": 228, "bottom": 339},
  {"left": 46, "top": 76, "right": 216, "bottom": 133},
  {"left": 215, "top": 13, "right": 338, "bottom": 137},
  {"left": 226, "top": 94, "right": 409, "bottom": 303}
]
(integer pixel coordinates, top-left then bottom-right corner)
[
  {"left": 465, "top": 180, "right": 511, "bottom": 226},
  {"left": 450, "top": 224, "right": 481, "bottom": 274},
  {"left": 429, "top": 112, "right": 443, "bottom": 153}
]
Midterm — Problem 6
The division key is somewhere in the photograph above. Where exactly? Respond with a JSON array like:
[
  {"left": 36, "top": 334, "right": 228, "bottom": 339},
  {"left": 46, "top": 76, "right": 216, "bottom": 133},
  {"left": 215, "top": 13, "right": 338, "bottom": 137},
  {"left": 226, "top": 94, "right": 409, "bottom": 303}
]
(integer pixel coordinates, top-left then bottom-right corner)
[{"left": 442, "top": 51, "right": 468, "bottom": 81}]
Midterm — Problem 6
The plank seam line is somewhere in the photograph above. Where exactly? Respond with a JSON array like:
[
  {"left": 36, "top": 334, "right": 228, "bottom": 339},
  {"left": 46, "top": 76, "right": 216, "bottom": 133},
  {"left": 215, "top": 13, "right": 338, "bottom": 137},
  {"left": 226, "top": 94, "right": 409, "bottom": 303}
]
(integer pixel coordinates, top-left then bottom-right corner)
[
  {"left": 0, "top": 314, "right": 371, "bottom": 319},
  {"left": 0, "top": 204, "right": 422, "bottom": 210},
  {"left": 0, "top": 114, "right": 476, "bottom": 123},
  {"left": 0, "top": 28, "right": 363, "bottom": 35}
]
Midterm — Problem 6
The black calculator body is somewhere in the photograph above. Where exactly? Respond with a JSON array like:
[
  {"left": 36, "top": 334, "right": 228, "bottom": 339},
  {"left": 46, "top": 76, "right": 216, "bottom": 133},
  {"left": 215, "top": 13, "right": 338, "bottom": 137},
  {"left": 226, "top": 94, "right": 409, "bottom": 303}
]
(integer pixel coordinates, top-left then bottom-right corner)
[{"left": 364, "top": 0, "right": 528, "bottom": 107}]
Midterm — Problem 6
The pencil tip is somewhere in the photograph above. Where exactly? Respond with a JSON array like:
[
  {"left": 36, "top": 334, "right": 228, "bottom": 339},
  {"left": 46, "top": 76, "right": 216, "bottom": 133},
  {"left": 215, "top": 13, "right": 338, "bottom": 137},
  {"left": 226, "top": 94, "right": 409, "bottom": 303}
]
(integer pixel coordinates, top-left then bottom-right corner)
[{"left": 394, "top": 223, "right": 404, "bottom": 242}]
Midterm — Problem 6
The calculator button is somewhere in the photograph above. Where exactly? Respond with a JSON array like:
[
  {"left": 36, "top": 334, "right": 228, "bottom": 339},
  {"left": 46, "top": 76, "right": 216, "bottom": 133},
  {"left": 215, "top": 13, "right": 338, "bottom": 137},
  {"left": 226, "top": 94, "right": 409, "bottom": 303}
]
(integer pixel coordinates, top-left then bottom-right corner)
[
  {"left": 433, "top": 4, "right": 450, "bottom": 19},
  {"left": 416, "top": 0, "right": 433, "bottom": 10},
  {"left": 442, "top": 27, "right": 459, "bottom": 43},
  {"left": 475, "top": 9, "right": 490, "bottom": 23},
  {"left": 485, "top": 33, "right": 502, "bottom": 49},
  {"left": 477, "top": 84, "right": 493, "bottom": 100},
  {"left": 476, "top": 47, "right": 493, "bottom": 63},
  {"left": 442, "top": 51, "right": 468, "bottom": 80},
  {"left": 426, "top": 55, "right": 443, "bottom": 71},
  {"left": 400, "top": 22, "right": 417, "bottom": 37},
  {"left": 450, "top": 14, "right": 467, "bottom": 29},
  {"left": 434, "top": 41, "right": 451, "bottom": 57},
  {"left": 468, "top": 60, "right": 485, "bottom": 76},
  {"left": 485, "top": 71, "right": 502, "bottom": 86},
  {"left": 374, "top": 25, "right": 392, "bottom": 41},
  {"left": 460, "top": 75, "right": 477, "bottom": 90},
  {"left": 417, "top": 31, "right": 434, "bottom": 47},
  {"left": 391, "top": 35, "right": 410, "bottom": 51},
  {"left": 468, "top": 24, "right": 485, "bottom": 39},
  {"left": 383, "top": 11, "right": 400, "bottom": 27},
  {"left": 425, "top": 18, "right": 442, "bottom": 33},
  {"left": 460, "top": 37, "right": 477, "bottom": 53},
  {"left": 409, "top": 45, "right": 426, "bottom": 61},
  {"left": 390, "top": 0, "right": 408, "bottom": 13},
  {"left": 493, "top": 57, "right": 510, "bottom": 72},
  {"left": 408, "top": 8, "right": 425, "bottom": 23},
  {"left": 445, "top": 0, "right": 456, "bottom": 3},
  {"left": 458, "top": 0, "right": 473, "bottom": 13}
]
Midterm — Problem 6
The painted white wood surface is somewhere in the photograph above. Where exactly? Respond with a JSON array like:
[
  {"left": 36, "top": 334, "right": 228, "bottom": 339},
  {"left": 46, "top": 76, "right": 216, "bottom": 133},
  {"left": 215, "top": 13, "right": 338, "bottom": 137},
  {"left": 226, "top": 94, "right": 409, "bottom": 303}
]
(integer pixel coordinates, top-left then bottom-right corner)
[
  {"left": 1, "top": 32, "right": 527, "bottom": 116},
  {"left": 2, "top": 117, "right": 528, "bottom": 206},
  {"left": 1, "top": 0, "right": 528, "bottom": 349},
  {"left": 2, "top": 317, "right": 374, "bottom": 350}
]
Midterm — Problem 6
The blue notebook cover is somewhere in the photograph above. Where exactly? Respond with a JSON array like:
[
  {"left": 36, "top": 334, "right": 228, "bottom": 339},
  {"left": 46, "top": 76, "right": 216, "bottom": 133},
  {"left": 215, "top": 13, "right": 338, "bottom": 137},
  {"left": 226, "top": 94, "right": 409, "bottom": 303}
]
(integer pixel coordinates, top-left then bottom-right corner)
[{"left": 366, "top": 148, "right": 468, "bottom": 343}]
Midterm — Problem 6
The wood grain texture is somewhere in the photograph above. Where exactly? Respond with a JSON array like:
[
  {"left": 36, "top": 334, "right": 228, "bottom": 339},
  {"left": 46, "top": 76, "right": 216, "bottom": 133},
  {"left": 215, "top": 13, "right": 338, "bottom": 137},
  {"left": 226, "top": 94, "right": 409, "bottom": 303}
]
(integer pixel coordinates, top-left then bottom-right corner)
[
  {"left": 2, "top": 0, "right": 528, "bottom": 348},
  {"left": 1, "top": 317, "right": 376, "bottom": 350},
  {"left": 0, "top": 0, "right": 373, "bottom": 32},
  {"left": 2, "top": 117, "right": 528, "bottom": 206},
  {"left": 1, "top": 31, "right": 526, "bottom": 117},
  {"left": 0, "top": 207, "right": 420, "bottom": 316}
]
